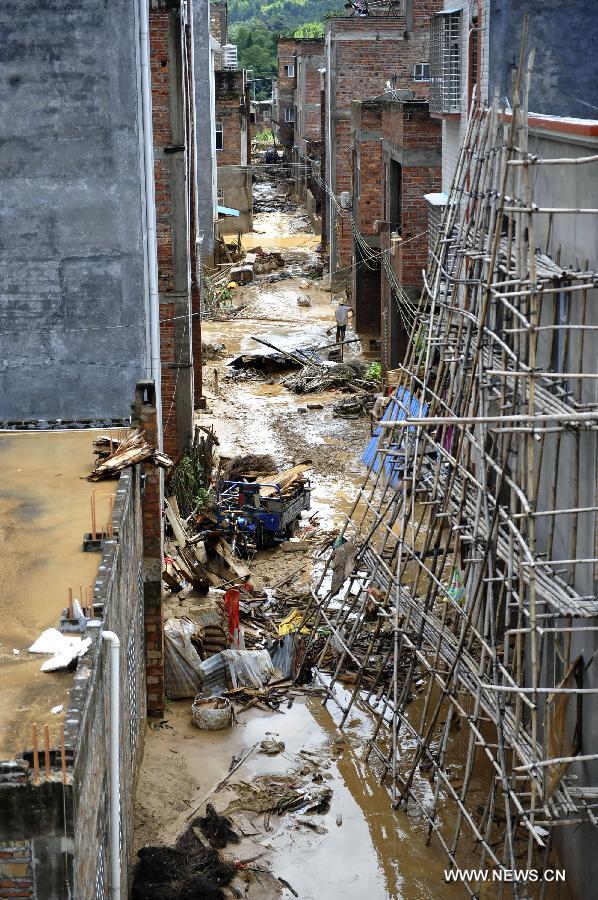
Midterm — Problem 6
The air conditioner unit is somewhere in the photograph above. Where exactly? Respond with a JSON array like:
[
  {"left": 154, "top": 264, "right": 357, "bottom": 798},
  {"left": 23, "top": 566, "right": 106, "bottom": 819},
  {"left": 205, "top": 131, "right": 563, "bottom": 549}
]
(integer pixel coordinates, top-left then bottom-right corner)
[
  {"left": 340, "top": 191, "right": 352, "bottom": 210},
  {"left": 222, "top": 44, "right": 238, "bottom": 70}
]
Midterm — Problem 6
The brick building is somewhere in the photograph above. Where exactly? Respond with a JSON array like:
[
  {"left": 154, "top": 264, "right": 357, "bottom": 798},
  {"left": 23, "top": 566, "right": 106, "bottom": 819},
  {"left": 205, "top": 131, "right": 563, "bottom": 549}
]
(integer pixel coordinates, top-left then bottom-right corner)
[
  {"left": 274, "top": 38, "right": 297, "bottom": 151},
  {"left": 324, "top": 2, "right": 440, "bottom": 277},
  {"left": 215, "top": 69, "right": 253, "bottom": 239},
  {"left": 291, "top": 39, "right": 325, "bottom": 232},
  {"left": 350, "top": 97, "right": 440, "bottom": 365},
  {"left": 150, "top": 0, "right": 197, "bottom": 460},
  {"left": 379, "top": 99, "right": 440, "bottom": 369}
]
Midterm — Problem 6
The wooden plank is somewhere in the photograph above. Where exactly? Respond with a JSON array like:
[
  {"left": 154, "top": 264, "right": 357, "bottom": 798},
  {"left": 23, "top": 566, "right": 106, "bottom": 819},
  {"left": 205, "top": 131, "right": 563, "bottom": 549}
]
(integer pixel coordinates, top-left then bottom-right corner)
[
  {"left": 260, "top": 463, "right": 310, "bottom": 498},
  {"left": 165, "top": 499, "right": 188, "bottom": 548},
  {"left": 213, "top": 538, "right": 251, "bottom": 579}
]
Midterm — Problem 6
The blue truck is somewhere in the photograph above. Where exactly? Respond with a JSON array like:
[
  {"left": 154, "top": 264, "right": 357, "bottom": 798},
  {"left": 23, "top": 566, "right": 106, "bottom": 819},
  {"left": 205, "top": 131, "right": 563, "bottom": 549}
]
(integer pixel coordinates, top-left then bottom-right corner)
[{"left": 215, "top": 478, "right": 311, "bottom": 552}]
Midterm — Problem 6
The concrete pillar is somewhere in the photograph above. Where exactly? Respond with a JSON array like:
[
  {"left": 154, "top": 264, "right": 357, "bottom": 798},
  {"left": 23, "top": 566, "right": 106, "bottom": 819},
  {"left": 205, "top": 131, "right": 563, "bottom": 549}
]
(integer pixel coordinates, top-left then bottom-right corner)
[
  {"left": 132, "top": 381, "right": 165, "bottom": 718},
  {"left": 151, "top": 2, "right": 194, "bottom": 458},
  {"left": 320, "top": 86, "right": 328, "bottom": 252}
]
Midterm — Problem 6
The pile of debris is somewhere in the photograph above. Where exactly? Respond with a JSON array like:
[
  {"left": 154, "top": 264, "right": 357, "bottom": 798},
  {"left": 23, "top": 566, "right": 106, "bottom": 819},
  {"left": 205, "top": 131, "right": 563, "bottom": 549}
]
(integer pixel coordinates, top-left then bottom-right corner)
[
  {"left": 133, "top": 739, "right": 334, "bottom": 899},
  {"left": 132, "top": 825, "right": 237, "bottom": 900},
  {"left": 87, "top": 428, "right": 172, "bottom": 481},
  {"left": 282, "top": 361, "right": 375, "bottom": 395},
  {"left": 332, "top": 392, "right": 377, "bottom": 418},
  {"left": 252, "top": 249, "right": 285, "bottom": 275}
]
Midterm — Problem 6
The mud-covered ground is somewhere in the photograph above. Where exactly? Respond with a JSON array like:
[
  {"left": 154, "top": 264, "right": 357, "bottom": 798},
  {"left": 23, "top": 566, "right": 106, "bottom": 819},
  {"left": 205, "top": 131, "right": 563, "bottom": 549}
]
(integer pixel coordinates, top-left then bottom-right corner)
[{"left": 133, "top": 179, "right": 463, "bottom": 900}]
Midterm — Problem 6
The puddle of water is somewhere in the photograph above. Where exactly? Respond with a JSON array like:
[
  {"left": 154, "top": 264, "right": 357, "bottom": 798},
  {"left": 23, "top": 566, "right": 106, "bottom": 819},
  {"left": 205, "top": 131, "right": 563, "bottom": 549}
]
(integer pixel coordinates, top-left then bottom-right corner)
[
  {"left": 0, "top": 430, "right": 119, "bottom": 758},
  {"left": 142, "top": 694, "right": 462, "bottom": 900}
]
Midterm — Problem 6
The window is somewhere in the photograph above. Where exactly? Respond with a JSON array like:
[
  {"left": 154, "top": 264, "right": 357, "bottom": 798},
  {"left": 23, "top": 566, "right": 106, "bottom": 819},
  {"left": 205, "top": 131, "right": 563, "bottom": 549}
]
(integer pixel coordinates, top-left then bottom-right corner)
[
  {"left": 284, "top": 107, "right": 295, "bottom": 123},
  {"left": 413, "top": 62, "right": 431, "bottom": 82},
  {"left": 284, "top": 63, "right": 295, "bottom": 78},
  {"left": 425, "top": 193, "right": 448, "bottom": 263},
  {"left": 215, "top": 122, "right": 223, "bottom": 151},
  {"left": 468, "top": 14, "right": 479, "bottom": 105},
  {"left": 430, "top": 10, "right": 462, "bottom": 114},
  {"left": 217, "top": 188, "right": 224, "bottom": 203}
]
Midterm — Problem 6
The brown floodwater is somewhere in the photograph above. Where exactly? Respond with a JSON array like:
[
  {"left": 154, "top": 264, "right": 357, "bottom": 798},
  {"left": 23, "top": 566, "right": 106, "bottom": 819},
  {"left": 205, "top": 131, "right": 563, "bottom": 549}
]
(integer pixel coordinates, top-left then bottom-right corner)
[
  {"left": 144, "top": 694, "right": 463, "bottom": 900},
  {"left": 155, "top": 189, "right": 466, "bottom": 897},
  {"left": 0, "top": 430, "right": 119, "bottom": 759},
  {"left": 134, "top": 181, "right": 574, "bottom": 899}
]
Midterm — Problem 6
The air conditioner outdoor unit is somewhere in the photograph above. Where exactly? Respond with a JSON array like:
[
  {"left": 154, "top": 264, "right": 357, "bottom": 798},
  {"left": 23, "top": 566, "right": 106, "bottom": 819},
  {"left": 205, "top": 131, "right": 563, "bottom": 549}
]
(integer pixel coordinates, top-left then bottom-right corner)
[
  {"left": 340, "top": 191, "right": 352, "bottom": 210},
  {"left": 222, "top": 44, "right": 238, "bottom": 70}
]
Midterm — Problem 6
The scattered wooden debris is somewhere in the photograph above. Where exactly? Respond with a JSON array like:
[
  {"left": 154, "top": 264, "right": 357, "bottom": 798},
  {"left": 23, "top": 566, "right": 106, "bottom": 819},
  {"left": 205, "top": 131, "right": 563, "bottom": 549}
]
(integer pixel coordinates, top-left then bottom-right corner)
[{"left": 87, "top": 428, "right": 172, "bottom": 481}]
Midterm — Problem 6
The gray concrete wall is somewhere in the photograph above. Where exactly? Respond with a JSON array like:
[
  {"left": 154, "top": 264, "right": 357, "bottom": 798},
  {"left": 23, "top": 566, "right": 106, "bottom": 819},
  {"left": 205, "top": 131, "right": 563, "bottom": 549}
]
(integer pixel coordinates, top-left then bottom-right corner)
[
  {"left": 0, "top": 465, "right": 146, "bottom": 900},
  {"left": 192, "top": 0, "right": 217, "bottom": 264},
  {"left": 489, "top": 0, "right": 598, "bottom": 118},
  {"left": 216, "top": 168, "right": 253, "bottom": 236},
  {"left": 525, "top": 128, "right": 598, "bottom": 900},
  {"left": 0, "top": 0, "right": 148, "bottom": 422}
]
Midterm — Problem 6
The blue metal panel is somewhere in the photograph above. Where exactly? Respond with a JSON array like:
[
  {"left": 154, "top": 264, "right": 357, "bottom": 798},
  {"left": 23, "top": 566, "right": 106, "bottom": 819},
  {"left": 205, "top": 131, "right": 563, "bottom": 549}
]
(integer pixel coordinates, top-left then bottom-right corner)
[
  {"left": 362, "top": 386, "right": 428, "bottom": 488},
  {"left": 217, "top": 204, "right": 240, "bottom": 217}
]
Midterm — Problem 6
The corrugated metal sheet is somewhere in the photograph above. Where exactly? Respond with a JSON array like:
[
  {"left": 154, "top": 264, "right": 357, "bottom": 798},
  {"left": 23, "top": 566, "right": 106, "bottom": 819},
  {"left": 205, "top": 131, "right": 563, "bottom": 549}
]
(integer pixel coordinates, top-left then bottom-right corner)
[
  {"left": 362, "top": 387, "right": 428, "bottom": 488},
  {"left": 198, "top": 652, "right": 229, "bottom": 697}
]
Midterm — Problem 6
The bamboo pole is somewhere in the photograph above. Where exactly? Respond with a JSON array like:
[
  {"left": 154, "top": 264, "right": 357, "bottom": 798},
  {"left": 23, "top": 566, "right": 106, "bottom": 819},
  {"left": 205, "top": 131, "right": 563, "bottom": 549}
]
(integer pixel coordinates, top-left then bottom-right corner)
[
  {"left": 61, "top": 725, "right": 67, "bottom": 785},
  {"left": 32, "top": 725, "right": 40, "bottom": 785},
  {"left": 43, "top": 725, "right": 51, "bottom": 778}
]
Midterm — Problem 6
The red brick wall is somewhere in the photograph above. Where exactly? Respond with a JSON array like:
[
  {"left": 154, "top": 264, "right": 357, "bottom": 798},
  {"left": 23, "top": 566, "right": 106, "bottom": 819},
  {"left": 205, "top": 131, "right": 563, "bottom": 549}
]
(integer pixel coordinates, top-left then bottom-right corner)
[
  {"left": 133, "top": 382, "right": 165, "bottom": 719},
  {"left": 328, "top": 5, "right": 442, "bottom": 270},
  {"left": 210, "top": 1, "right": 227, "bottom": 45},
  {"left": 277, "top": 38, "right": 297, "bottom": 92},
  {"left": 151, "top": 8, "right": 179, "bottom": 461},
  {"left": 151, "top": 6, "right": 198, "bottom": 455},
  {"left": 354, "top": 105, "right": 384, "bottom": 235},
  {"left": 295, "top": 41, "right": 324, "bottom": 148},
  {"left": 380, "top": 101, "right": 441, "bottom": 370},
  {"left": 0, "top": 841, "right": 34, "bottom": 899},
  {"left": 215, "top": 71, "right": 244, "bottom": 166}
]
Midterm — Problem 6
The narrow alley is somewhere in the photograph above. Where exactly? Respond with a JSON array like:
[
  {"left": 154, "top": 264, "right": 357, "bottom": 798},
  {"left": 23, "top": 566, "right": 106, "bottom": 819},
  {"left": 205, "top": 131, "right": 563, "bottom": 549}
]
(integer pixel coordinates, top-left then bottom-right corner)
[
  {"left": 133, "top": 175, "right": 461, "bottom": 900},
  {"left": 3, "top": 3, "right": 598, "bottom": 899}
]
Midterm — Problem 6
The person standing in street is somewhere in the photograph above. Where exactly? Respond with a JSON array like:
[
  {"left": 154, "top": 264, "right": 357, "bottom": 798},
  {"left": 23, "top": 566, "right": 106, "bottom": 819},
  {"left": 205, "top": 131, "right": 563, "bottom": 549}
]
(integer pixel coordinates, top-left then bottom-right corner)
[{"left": 335, "top": 298, "right": 351, "bottom": 344}]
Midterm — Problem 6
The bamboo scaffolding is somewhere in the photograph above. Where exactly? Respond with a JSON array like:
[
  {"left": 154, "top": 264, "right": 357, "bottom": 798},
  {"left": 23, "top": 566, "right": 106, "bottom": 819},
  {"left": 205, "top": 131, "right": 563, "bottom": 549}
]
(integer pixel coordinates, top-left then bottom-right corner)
[{"left": 298, "top": 36, "right": 598, "bottom": 894}]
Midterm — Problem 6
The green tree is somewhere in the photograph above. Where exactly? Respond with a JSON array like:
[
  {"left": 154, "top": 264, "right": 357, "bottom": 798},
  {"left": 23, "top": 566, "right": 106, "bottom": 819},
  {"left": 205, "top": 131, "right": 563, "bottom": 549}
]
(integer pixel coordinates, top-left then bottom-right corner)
[{"left": 294, "top": 21, "right": 325, "bottom": 37}]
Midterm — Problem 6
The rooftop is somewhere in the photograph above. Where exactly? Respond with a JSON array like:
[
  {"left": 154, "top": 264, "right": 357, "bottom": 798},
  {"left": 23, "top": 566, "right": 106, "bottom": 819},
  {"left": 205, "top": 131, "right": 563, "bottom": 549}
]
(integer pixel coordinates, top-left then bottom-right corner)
[{"left": 0, "top": 430, "right": 118, "bottom": 761}]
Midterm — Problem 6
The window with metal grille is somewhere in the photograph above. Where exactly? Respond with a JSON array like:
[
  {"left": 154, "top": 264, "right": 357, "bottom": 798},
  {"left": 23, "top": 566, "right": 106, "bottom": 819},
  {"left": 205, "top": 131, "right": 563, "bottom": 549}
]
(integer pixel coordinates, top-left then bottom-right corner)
[
  {"left": 425, "top": 194, "right": 448, "bottom": 263},
  {"left": 430, "top": 10, "right": 462, "bottom": 114},
  {"left": 95, "top": 844, "right": 106, "bottom": 899},
  {"left": 217, "top": 188, "right": 224, "bottom": 203},
  {"left": 215, "top": 122, "right": 223, "bottom": 151},
  {"left": 284, "top": 108, "right": 294, "bottom": 123},
  {"left": 468, "top": 14, "right": 479, "bottom": 104},
  {"left": 413, "top": 62, "right": 431, "bottom": 82}
]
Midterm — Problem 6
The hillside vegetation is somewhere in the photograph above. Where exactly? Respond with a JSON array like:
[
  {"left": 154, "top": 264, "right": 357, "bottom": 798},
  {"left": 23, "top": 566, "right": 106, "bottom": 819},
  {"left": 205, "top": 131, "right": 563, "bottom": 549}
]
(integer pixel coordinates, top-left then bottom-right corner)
[
  {"left": 229, "top": 0, "right": 343, "bottom": 98},
  {"left": 228, "top": 0, "right": 343, "bottom": 31}
]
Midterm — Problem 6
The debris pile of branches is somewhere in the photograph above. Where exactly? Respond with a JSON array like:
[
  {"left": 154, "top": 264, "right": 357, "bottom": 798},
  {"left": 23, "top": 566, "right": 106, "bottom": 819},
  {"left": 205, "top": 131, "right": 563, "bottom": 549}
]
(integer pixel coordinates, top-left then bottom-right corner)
[
  {"left": 282, "top": 361, "right": 375, "bottom": 395},
  {"left": 87, "top": 428, "right": 172, "bottom": 481},
  {"left": 167, "top": 426, "right": 217, "bottom": 519},
  {"left": 131, "top": 827, "right": 237, "bottom": 900},
  {"left": 332, "top": 392, "right": 377, "bottom": 418}
]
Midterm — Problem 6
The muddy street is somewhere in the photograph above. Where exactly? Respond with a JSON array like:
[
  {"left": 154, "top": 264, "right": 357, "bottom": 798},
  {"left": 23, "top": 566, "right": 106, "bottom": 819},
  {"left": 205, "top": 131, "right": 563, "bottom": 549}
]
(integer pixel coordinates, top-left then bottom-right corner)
[{"left": 134, "top": 178, "right": 461, "bottom": 900}]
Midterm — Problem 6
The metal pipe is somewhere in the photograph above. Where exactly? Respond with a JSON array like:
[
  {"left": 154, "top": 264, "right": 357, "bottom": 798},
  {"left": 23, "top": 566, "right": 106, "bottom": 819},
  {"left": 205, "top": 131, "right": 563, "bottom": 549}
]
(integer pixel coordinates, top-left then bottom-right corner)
[
  {"left": 379, "top": 411, "right": 598, "bottom": 428},
  {"left": 102, "top": 631, "right": 121, "bottom": 900},
  {"left": 139, "top": 0, "right": 163, "bottom": 446}
]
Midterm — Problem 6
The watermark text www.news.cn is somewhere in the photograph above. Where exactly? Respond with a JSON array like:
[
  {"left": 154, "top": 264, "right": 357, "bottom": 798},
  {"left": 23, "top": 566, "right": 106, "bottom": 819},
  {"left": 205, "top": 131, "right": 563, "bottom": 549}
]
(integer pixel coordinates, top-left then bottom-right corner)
[{"left": 444, "top": 869, "right": 566, "bottom": 884}]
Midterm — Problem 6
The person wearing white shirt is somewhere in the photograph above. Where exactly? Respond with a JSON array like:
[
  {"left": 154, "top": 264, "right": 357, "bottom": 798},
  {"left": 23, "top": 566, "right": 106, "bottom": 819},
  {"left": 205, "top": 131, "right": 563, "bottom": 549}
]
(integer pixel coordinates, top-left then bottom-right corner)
[{"left": 335, "top": 299, "right": 350, "bottom": 344}]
